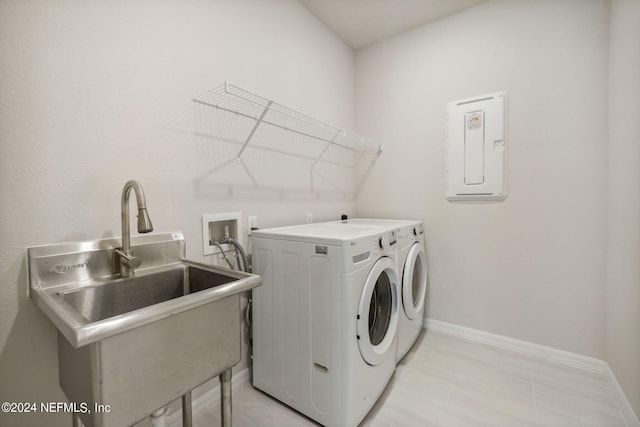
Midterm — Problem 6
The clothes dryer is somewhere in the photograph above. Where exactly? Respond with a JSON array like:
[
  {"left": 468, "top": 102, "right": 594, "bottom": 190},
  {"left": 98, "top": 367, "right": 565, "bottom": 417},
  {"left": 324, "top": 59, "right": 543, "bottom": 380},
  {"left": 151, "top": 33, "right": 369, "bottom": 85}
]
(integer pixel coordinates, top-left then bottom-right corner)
[
  {"left": 252, "top": 223, "right": 399, "bottom": 427},
  {"left": 394, "top": 222, "right": 427, "bottom": 360}
]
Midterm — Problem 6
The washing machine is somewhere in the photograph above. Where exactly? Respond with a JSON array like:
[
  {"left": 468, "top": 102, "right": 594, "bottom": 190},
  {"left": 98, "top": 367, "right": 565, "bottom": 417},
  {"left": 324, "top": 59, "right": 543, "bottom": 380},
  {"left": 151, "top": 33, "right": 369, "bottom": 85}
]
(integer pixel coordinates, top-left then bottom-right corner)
[
  {"left": 331, "top": 219, "right": 428, "bottom": 361},
  {"left": 251, "top": 223, "right": 399, "bottom": 427}
]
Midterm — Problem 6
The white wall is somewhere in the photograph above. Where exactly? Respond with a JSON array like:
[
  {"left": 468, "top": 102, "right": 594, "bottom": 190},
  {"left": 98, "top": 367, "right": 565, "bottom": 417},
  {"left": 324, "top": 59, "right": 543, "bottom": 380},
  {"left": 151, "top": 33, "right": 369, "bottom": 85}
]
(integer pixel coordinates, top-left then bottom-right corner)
[
  {"left": 2, "top": 0, "right": 638, "bottom": 424},
  {"left": 355, "top": 0, "right": 609, "bottom": 358},
  {"left": 606, "top": 0, "right": 640, "bottom": 416},
  {"left": 0, "top": 1, "right": 355, "bottom": 426}
]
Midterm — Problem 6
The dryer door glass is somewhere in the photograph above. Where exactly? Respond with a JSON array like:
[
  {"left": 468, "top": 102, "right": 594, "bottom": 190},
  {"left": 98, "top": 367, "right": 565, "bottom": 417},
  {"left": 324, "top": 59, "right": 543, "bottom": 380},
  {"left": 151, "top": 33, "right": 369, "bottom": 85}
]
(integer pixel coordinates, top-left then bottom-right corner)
[
  {"left": 369, "top": 272, "right": 392, "bottom": 346},
  {"left": 402, "top": 243, "right": 427, "bottom": 320},
  {"left": 412, "top": 254, "right": 425, "bottom": 306}
]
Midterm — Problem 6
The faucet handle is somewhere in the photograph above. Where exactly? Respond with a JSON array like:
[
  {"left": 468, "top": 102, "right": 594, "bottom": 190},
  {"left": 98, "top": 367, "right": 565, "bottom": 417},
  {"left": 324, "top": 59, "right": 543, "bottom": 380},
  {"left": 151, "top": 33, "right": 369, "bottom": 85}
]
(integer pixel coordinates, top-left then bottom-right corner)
[{"left": 114, "top": 248, "right": 142, "bottom": 269}]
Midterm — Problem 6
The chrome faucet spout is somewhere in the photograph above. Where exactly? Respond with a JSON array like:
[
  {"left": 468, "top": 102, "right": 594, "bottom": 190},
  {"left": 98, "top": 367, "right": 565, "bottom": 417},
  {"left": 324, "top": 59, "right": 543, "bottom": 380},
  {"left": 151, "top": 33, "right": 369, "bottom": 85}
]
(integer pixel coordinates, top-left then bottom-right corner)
[{"left": 119, "top": 180, "right": 153, "bottom": 277}]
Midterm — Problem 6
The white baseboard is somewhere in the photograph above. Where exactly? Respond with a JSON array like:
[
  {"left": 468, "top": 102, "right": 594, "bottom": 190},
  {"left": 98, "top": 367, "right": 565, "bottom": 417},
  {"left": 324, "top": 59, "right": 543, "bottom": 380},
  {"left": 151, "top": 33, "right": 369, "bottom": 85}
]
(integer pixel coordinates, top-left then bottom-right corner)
[
  {"left": 604, "top": 363, "right": 640, "bottom": 427},
  {"left": 166, "top": 368, "right": 251, "bottom": 427},
  {"left": 424, "top": 319, "right": 605, "bottom": 373},
  {"left": 424, "top": 318, "right": 639, "bottom": 427}
]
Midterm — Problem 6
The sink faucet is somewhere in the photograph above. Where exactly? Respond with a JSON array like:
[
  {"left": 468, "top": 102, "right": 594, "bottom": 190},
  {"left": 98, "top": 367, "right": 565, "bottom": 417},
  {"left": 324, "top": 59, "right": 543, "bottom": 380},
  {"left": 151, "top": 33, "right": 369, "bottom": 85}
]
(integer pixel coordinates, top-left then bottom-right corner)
[{"left": 115, "top": 180, "right": 153, "bottom": 277}]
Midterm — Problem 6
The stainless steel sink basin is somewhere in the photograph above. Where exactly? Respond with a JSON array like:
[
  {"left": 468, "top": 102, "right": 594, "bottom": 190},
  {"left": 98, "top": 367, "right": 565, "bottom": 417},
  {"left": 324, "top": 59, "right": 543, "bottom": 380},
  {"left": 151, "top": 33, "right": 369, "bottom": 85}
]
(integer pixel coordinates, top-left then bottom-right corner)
[
  {"left": 28, "top": 232, "right": 262, "bottom": 427},
  {"left": 60, "top": 264, "right": 240, "bottom": 323},
  {"left": 28, "top": 232, "right": 261, "bottom": 348}
]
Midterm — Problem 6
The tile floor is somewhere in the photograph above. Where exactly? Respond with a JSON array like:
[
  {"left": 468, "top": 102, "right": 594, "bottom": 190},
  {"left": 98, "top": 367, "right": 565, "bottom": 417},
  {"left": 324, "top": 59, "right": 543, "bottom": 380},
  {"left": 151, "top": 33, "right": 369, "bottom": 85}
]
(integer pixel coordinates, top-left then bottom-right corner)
[{"left": 195, "top": 329, "right": 629, "bottom": 426}]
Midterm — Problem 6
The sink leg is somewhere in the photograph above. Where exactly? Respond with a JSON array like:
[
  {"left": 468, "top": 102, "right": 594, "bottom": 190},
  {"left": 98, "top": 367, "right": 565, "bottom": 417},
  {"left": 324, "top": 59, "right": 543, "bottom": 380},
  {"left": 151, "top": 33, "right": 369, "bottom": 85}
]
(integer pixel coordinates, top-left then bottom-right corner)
[
  {"left": 182, "top": 391, "right": 192, "bottom": 427},
  {"left": 72, "top": 413, "right": 83, "bottom": 427},
  {"left": 220, "top": 368, "right": 232, "bottom": 427}
]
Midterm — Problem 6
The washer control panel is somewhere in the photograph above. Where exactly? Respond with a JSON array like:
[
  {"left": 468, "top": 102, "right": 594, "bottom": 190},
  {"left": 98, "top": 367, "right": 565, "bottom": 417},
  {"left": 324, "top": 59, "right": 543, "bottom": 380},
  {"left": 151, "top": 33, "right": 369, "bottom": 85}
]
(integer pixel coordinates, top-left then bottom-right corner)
[
  {"left": 347, "top": 230, "right": 397, "bottom": 266},
  {"left": 374, "top": 230, "right": 396, "bottom": 255}
]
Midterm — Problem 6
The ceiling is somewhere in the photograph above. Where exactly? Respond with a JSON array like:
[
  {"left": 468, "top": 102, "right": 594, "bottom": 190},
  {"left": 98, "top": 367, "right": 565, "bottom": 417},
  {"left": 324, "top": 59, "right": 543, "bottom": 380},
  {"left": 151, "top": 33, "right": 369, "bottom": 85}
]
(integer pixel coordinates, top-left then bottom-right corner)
[{"left": 300, "top": 0, "right": 486, "bottom": 50}]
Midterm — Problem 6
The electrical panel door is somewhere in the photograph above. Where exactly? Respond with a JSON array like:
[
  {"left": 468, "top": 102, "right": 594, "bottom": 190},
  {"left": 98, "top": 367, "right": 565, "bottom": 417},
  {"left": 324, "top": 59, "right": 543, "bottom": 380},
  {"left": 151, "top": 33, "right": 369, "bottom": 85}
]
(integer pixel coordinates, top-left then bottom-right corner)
[{"left": 446, "top": 92, "right": 507, "bottom": 200}]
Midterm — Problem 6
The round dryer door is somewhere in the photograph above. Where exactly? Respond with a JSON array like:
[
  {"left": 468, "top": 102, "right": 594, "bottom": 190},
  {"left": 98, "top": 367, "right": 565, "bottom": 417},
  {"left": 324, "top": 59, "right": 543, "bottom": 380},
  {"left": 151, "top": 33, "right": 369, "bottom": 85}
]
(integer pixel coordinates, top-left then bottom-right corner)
[
  {"left": 356, "top": 257, "right": 399, "bottom": 366},
  {"left": 402, "top": 242, "right": 427, "bottom": 320}
]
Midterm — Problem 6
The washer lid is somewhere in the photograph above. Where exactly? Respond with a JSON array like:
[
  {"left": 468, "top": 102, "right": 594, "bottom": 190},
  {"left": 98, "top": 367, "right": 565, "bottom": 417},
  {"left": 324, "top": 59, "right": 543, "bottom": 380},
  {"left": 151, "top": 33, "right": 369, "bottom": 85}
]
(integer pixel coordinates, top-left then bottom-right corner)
[
  {"left": 356, "top": 257, "right": 399, "bottom": 366},
  {"left": 252, "top": 223, "right": 381, "bottom": 245},
  {"left": 402, "top": 242, "right": 427, "bottom": 320}
]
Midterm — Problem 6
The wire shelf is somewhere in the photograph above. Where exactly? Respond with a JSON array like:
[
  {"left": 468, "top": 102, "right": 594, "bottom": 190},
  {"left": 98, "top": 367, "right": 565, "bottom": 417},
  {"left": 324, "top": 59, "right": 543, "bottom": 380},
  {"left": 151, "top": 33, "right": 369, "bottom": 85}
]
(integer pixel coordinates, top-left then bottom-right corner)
[
  {"left": 194, "top": 82, "right": 382, "bottom": 152},
  {"left": 193, "top": 82, "right": 382, "bottom": 198}
]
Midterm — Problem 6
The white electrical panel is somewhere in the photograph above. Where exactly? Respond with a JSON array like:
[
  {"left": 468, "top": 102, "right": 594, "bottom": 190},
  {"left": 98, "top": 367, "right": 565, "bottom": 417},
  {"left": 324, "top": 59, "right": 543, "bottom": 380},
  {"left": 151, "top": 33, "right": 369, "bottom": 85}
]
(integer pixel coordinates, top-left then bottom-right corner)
[{"left": 446, "top": 92, "right": 507, "bottom": 200}]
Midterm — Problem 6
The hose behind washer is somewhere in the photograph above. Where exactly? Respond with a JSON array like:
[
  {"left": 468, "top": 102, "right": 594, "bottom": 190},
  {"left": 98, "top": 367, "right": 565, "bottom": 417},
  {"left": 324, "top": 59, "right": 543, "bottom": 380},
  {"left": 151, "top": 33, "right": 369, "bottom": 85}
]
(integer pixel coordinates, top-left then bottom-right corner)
[
  {"left": 221, "top": 236, "right": 253, "bottom": 357},
  {"left": 221, "top": 236, "right": 250, "bottom": 273}
]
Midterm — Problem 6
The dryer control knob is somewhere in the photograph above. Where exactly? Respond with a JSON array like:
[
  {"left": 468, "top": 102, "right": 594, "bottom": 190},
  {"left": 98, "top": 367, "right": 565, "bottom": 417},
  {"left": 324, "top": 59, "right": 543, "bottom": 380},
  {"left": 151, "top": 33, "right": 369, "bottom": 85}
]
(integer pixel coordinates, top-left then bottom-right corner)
[{"left": 378, "top": 236, "right": 386, "bottom": 249}]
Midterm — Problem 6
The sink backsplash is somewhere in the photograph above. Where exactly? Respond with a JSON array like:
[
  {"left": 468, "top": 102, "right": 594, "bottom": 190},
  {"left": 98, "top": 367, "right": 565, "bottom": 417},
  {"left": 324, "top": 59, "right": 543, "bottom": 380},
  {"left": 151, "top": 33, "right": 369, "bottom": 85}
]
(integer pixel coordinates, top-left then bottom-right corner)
[{"left": 28, "top": 232, "right": 185, "bottom": 292}]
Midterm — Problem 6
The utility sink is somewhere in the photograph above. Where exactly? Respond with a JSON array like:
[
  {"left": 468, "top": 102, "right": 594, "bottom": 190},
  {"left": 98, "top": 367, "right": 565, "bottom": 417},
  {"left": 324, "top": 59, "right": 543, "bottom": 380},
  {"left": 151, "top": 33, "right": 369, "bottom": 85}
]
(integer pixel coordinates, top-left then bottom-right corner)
[
  {"left": 59, "top": 263, "right": 240, "bottom": 323},
  {"left": 28, "top": 232, "right": 261, "bottom": 427}
]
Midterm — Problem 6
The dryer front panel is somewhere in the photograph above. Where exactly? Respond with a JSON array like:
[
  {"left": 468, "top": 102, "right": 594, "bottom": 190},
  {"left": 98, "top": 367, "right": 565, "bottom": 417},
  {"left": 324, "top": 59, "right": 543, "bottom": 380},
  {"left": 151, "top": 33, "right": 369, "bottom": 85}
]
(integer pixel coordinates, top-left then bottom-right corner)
[{"left": 356, "top": 256, "right": 399, "bottom": 366}]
